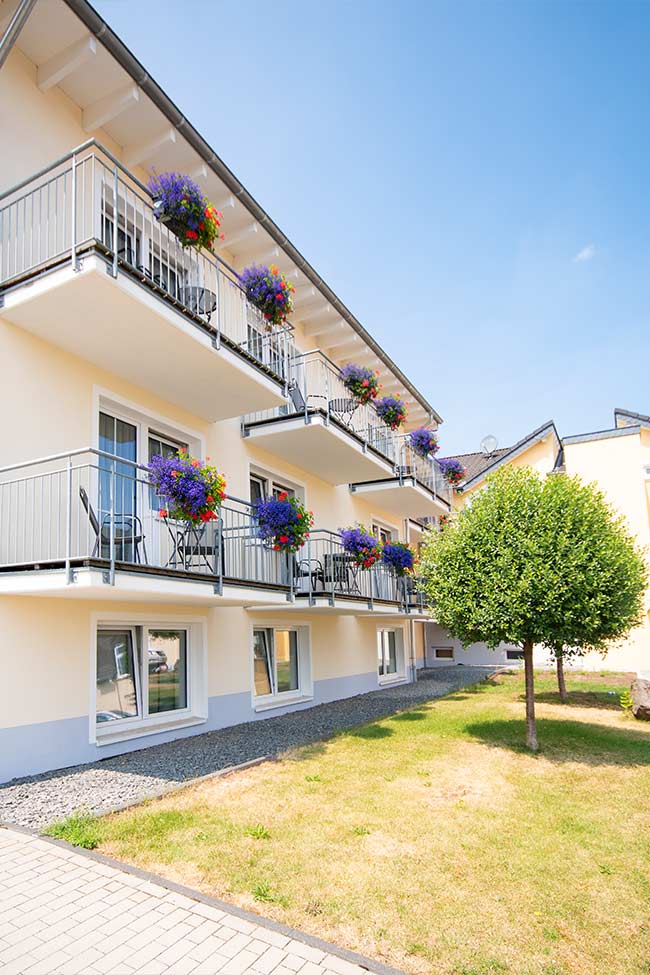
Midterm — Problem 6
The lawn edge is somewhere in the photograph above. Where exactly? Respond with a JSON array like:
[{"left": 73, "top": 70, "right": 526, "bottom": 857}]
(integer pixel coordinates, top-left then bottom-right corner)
[{"left": 0, "top": 822, "right": 408, "bottom": 975}]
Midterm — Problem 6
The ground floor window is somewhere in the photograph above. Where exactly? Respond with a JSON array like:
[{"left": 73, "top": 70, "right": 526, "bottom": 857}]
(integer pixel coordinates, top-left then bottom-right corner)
[
  {"left": 435, "top": 646, "right": 454, "bottom": 660},
  {"left": 377, "top": 628, "right": 405, "bottom": 681},
  {"left": 506, "top": 648, "right": 525, "bottom": 661},
  {"left": 252, "top": 627, "right": 310, "bottom": 704},
  {"left": 95, "top": 623, "right": 195, "bottom": 734}
]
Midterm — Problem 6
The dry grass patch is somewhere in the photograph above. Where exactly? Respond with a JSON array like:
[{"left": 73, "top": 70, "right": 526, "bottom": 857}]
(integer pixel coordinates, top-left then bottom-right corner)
[{"left": 62, "top": 671, "right": 650, "bottom": 975}]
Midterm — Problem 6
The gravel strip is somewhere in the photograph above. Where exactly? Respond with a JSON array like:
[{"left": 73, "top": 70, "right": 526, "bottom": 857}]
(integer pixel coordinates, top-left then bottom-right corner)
[{"left": 0, "top": 666, "right": 500, "bottom": 830}]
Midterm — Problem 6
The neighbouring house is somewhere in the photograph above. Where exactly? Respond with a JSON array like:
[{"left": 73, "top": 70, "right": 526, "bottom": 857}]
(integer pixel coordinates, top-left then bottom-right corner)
[
  {"left": 0, "top": 0, "right": 453, "bottom": 783},
  {"left": 422, "top": 411, "right": 650, "bottom": 674}
]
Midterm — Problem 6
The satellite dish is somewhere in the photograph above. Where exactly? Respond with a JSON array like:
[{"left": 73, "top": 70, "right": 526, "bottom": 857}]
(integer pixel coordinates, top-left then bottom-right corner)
[{"left": 480, "top": 434, "right": 498, "bottom": 455}]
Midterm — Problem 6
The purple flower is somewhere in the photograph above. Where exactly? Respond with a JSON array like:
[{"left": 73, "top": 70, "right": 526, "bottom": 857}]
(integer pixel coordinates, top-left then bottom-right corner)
[
  {"left": 253, "top": 495, "right": 313, "bottom": 553},
  {"left": 381, "top": 542, "right": 415, "bottom": 576},
  {"left": 438, "top": 458, "right": 466, "bottom": 485},
  {"left": 409, "top": 427, "right": 439, "bottom": 458},
  {"left": 239, "top": 265, "right": 294, "bottom": 326},
  {"left": 340, "top": 364, "right": 380, "bottom": 404},
  {"left": 339, "top": 526, "right": 382, "bottom": 568},
  {"left": 375, "top": 396, "right": 408, "bottom": 430},
  {"left": 148, "top": 453, "right": 226, "bottom": 524}
]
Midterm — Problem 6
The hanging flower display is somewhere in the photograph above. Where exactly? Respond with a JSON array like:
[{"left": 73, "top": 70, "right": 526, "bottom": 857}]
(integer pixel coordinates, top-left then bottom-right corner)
[
  {"left": 381, "top": 541, "right": 416, "bottom": 576},
  {"left": 339, "top": 525, "right": 382, "bottom": 569},
  {"left": 438, "top": 513, "right": 451, "bottom": 530},
  {"left": 438, "top": 458, "right": 466, "bottom": 486},
  {"left": 239, "top": 264, "right": 295, "bottom": 326},
  {"left": 148, "top": 171, "right": 223, "bottom": 251},
  {"left": 409, "top": 427, "right": 439, "bottom": 458},
  {"left": 375, "top": 395, "right": 408, "bottom": 430},
  {"left": 253, "top": 492, "right": 314, "bottom": 553},
  {"left": 340, "top": 364, "right": 381, "bottom": 405},
  {"left": 149, "top": 451, "right": 226, "bottom": 525}
]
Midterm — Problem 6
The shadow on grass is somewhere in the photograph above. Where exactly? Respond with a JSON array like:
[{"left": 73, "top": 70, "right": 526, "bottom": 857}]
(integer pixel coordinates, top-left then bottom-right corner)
[
  {"left": 532, "top": 690, "right": 623, "bottom": 711},
  {"left": 390, "top": 709, "right": 429, "bottom": 722},
  {"left": 348, "top": 724, "right": 394, "bottom": 740},
  {"left": 466, "top": 717, "right": 650, "bottom": 765}
]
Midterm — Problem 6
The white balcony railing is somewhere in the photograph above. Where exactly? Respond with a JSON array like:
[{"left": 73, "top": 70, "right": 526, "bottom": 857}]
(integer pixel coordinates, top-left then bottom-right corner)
[
  {"left": 0, "top": 449, "right": 422, "bottom": 606},
  {"left": 0, "top": 140, "right": 293, "bottom": 382},
  {"left": 0, "top": 449, "right": 288, "bottom": 590},
  {"left": 244, "top": 349, "right": 400, "bottom": 463},
  {"left": 396, "top": 439, "right": 453, "bottom": 505}
]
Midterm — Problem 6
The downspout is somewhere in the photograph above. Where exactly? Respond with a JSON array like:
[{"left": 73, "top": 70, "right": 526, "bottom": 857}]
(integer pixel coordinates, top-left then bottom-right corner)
[
  {"left": 409, "top": 617, "right": 417, "bottom": 683},
  {"left": 0, "top": 0, "right": 38, "bottom": 71}
]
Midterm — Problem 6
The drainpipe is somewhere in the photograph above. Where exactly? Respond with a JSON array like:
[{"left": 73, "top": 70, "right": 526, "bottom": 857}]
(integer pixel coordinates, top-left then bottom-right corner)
[
  {"left": 409, "top": 617, "right": 417, "bottom": 683},
  {"left": 0, "top": 0, "right": 38, "bottom": 71}
]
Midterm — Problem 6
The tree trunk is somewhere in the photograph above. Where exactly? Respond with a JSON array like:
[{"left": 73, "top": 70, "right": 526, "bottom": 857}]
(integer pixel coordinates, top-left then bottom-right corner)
[
  {"left": 556, "top": 653, "right": 568, "bottom": 703},
  {"left": 523, "top": 639, "right": 539, "bottom": 752}
]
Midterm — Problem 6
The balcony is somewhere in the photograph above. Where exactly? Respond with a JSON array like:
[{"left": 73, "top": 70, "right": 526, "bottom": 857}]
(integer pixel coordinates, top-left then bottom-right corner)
[
  {"left": 0, "top": 141, "right": 290, "bottom": 422},
  {"left": 242, "top": 350, "right": 398, "bottom": 484},
  {"left": 0, "top": 449, "right": 291, "bottom": 605},
  {"left": 350, "top": 440, "right": 453, "bottom": 517},
  {"left": 286, "top": 530, "right": 425, "bottom": 615}
]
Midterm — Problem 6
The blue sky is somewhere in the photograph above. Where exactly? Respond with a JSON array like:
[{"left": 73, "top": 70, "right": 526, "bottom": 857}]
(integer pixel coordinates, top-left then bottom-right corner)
[{"left": 95, "top": 0, "right": 650, "bottom": 454}]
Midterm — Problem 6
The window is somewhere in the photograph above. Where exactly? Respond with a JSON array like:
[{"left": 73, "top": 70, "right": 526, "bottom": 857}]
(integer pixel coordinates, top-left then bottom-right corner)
[
  {"left": 249, "top": 472, "right": 295, "bottom": 503},
  {"left": 372, "top": 522, "right": 395, "bottom": 545},
  {"left": 253, "top": 628, "right": 304, "bottom": 701},
  {"left": 148, "top": 432, "right": 188, "bottom": 510},
  {"left": 506, "top": 649, "right": 525, "bottom": 661},
  {"left": 377, "top": 629, "right": 398, "bottom": 677},
  {"left": 434, "top": 647, "right": 454, "bottom": 660},
  {"left": 96, "top": 624, "right": 193, "bottom": 733}
]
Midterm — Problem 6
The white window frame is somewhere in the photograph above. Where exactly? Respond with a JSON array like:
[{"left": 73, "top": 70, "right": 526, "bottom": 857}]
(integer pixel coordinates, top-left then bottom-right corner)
[
  {"left": 377, "top": 625, "right": 407, "bottom": 685},
  {"left": 90, "top": 613, "right": 207, "bottom": 746},
  {"left": 250, "top": 624, "right": 312, "bottom": 711},
  {"left": 434, "top": 646, "right": 455, "bottom": 660},
  {"left": 248, "top": 462, "right": 306, "bottom": 504},
  {"left": 371, "top": 516, "right": 400, "bottom": 545}
]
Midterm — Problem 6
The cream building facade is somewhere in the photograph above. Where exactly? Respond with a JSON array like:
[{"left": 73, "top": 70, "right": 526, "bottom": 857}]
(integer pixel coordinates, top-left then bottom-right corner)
[
  {"left": 0, "top": 0, "right": 453, "bottom": 782},
  {"left": 423, "top": 411, "right": 650, "bottom": 675}
]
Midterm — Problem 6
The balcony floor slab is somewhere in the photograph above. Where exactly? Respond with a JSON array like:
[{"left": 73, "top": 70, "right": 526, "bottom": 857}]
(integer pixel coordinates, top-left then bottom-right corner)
[
  {"left": 0, "top": 566, "right": 291, "bottom": 606},
  {"left": 350, "top": 477, "right": 450, "bottom": 518},
  {"left": 244, "top": 414, "right": 395, "bottom": 485},
  {"left": 0, "top": 255, "right": 287, "bottom": 421}
]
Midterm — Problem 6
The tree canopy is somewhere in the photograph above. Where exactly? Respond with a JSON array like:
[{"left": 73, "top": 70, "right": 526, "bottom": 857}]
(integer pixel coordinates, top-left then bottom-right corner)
[{"left": 419, "top": 466, "right": 648, "bottom": 748}]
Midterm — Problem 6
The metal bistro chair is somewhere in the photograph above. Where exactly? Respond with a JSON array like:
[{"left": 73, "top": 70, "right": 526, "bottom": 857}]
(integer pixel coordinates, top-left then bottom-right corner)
[
  {"left": 293, "top": 554, "right": 325, "bottom": 595},
  {"left": 79, "top": 486, "right": 148, "bottom": 565},
  {"left": 323, "top": 552, "right": 358, "bottom": 595},
  {"left": 174, "top": 520, "right": 221, "bottom": 574}
]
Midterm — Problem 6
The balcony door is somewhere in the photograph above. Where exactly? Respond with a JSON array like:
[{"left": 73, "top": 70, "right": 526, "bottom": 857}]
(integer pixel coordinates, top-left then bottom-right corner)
[{"left": 98, "top": 411, "right": 138, "bottom": 523}]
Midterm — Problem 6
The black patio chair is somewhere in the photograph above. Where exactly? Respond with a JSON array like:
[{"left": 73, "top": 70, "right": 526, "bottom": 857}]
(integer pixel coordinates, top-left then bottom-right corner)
[
  {"left": 174, "top": 521, "right": 221, "bottom": 574},
  {"left": 293, "top": 554, "right": 325, "bottom": 593},
  {"left": 79, "top": 486, "right": 148, "bottom": 564}
]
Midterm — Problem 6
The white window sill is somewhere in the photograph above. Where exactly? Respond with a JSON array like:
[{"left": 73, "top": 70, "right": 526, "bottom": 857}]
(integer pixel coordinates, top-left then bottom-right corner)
[
  {"left": 254, "top": 693, "right": 314, "bottom": 713},
  {"left": 378, "top": 674, "right": 408, "bottom": 687},
  {"left": 95, "top": 714, "right": 206, "bottom": 747}
]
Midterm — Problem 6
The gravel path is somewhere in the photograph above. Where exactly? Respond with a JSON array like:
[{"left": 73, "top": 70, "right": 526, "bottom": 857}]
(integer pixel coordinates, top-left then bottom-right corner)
[{"left": 0, "top": 666, "right": 499, "bottom": 830}]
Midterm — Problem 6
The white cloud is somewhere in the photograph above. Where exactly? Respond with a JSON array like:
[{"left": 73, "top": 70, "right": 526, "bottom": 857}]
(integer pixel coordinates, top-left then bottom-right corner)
[{"left": 573, "top": 243, "right": 596, "bottom": 263}]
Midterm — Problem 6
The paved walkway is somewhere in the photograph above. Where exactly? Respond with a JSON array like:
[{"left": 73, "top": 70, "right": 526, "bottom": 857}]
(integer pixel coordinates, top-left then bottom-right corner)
[{"left": 0, "top": 827, "right": 400, "bottom": 975}]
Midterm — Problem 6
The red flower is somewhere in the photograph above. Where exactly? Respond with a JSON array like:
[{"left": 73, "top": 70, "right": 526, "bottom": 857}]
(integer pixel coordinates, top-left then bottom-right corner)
[
  {"left": 159, "top": 508, "right": 167, "bottom": 518},
  {"left": 278, "top": 491, "right": 289, "bottom": 501},
  {"left": 186, "top": 230, "right": 198, "bottom": 241},
  {"left": 191, "top": 459, "right": 200, "bottom": 468},
  {"left": 207, "top": 495, "right": 214, "bottom": 503},
  {"left": 279, "top": 535, "right": 289, "bottom": 543}
]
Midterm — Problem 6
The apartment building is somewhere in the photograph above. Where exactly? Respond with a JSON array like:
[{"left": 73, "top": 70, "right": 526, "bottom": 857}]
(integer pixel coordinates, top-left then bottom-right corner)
[
  {"left": 423, "top": 411, "right": 650, "bottom": 674},
  {"left": 0, "top": 0, "right": 452, "bottom": 782}
]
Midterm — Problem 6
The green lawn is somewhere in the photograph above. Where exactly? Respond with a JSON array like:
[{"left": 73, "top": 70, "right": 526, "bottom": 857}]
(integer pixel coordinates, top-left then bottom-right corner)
[{"left": 50, "top": 672, "right": 650, "bottom": 975}]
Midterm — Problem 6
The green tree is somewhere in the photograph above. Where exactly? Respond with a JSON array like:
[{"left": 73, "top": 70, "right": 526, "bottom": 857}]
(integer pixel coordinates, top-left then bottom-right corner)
[{"left": 420, "top": 467, "right": 648, "bottom": 750}]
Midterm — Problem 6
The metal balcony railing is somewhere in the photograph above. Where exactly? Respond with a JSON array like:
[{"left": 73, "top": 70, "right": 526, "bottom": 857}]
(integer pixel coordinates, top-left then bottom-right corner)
[
  {"left": 293, "top": 529, "right": 421, "bottom": 610},
  {"left": 0, "top": 448, "right": 288, "bottom": 591},
  {"left": 396, "top": 439, "right": 453, "bottom": 505},
  {"left": 243, "top": 349, "right": 400, "bottom": 464},
  {"left": 0, "top": 449, "right": 424, "bottom": 609},
  {"left": 0, "top": 140, "right": 293, "bottom": 382}
]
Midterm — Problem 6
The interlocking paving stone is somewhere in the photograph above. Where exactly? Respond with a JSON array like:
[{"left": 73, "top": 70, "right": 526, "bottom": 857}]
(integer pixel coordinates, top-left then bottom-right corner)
[{"left": 0, "top": 827, "right": 403, "bottom": 975}]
